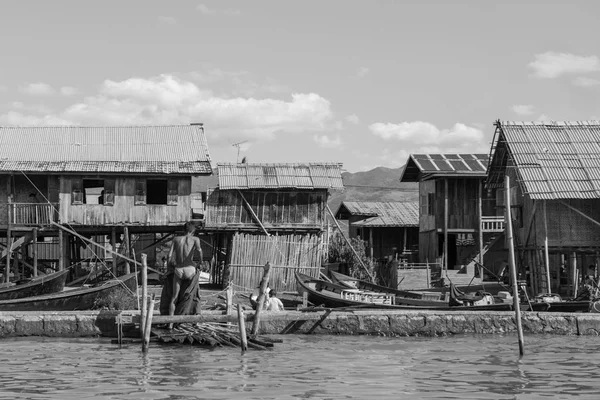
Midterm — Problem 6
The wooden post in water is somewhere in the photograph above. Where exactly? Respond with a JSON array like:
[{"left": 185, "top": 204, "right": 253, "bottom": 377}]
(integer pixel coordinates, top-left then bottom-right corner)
[
  {"left": 237, "top": 304, "right": 248, "bottom": 354},
  {"left": 251, "top": 262, "right": 271, "bottom": 336},
  {"left": 505, "top": 175, "right": 524, "bottom": 356},
  {"left": 140, "top": 253, "right": 148, "bottom": 339},
  {"left": 142, "top": 294, "right": 155, "bottom": 353}
]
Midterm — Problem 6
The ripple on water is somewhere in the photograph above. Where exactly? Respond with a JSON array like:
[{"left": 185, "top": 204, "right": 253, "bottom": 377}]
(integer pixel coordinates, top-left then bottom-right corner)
[{"left": 1, "top": 334, "right": 600, "bottom": 399}]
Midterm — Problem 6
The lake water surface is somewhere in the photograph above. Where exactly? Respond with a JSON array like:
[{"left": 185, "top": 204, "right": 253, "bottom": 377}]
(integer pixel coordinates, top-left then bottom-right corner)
[{"left": 0, "top": 334, "right": 599, "bottom": 399}]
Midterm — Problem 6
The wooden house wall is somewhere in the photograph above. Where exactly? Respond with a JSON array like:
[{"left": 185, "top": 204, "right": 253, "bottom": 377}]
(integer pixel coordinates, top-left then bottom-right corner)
[
  {"left": 227, "top": 231, "right": 323, "bottom": 292},
  {"left": 0, "top": 175, "right": 56, "bottom": 227},
  {"left": 205, "top": 189, "right": 326, "bottom": 231},
  {"left": 60, "top": 176, "right": 191, "bottom": 226},
  {"left": 419, "top": 230, "right": 438, "bottom": 264},
  {"left": 419, "top": 180, "right": 436, "bottom": 232},
  {"left": 434, "top": 178, "right": 479, "bottom": 231}
]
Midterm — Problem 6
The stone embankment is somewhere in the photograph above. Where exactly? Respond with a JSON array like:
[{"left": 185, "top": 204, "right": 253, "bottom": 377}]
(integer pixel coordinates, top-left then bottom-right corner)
[{"left": 1, "top": 309, "right": 600, "bottom": 338}]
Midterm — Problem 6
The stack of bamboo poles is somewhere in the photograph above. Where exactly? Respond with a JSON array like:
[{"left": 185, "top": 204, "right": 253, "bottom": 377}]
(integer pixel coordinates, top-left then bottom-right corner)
[
  {"left": 228, "top": 232, "right": 323, "bottom": 291},
  {"left": 154, "top": 322, "right": 277, "bottom": 350}
]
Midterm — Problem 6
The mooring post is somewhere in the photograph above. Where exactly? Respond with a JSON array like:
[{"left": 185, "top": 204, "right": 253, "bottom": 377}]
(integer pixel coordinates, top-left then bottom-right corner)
[
  {"left": 140, "top": 253, "right": 148, "bottom": 339},
  {"left": 302, "top": 291, "right": 308, "bottom": 308},
  {"left": 226, "top": 285, "right": 233, "bottom": 315},
  {"left": 237, "top": 303, "right": 248, "bottom": 354},
  {"left": 251, "top": 262, "right": 271, "bottom": 335},
  {"left": 142, "top": 294, "right": 155, "bottom": 353},
  {"left": 505, "top": 175, "right": 524, "bottom": 356}
]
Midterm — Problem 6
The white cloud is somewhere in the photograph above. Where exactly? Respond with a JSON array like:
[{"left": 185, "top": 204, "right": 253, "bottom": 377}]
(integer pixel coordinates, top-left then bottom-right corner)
[
  {"left": 1, "top": 74, "right": 335, "bottom": 144},
  {"left": 356, "top": 67, "right": 370, "bottom": 78},
  {"left": 158, "top": 16, "right": 177, "bottom": 25},
  {"left": 345, "top": 114, "right": 360, "bottom": 124},
  {"left": 536, "top": 114, "right": 552, "bottom": 122},
  {"left": 512, "top": 104, "right": 535, "bottom": 116},
  {"left": 20, "top": 82, "right": 55, "bottom": 96},
  {"left": 60, "top": 86, "right": 79, "bottom": 96},
  {"left": 573, "top": 76, "right": 600, "bottom": 87},
  {"left": 196, "top": 4, "right": 240, "bottom": 15},
  {"left": 313, "top": 134, "right": 342, "bottom": 148},
  {"left": 368, "top": 121, "right": 486, "bottom": 153},
  {"left": 528, "top": 52, "right": 600, "bottom": 78}
]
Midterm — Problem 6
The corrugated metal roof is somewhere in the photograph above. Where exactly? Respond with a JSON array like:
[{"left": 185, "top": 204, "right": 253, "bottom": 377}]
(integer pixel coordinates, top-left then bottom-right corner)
[
  {"left": 216, "top": 163, "right": 344, "bottom": 190},
  {"left": 338, "top": 201, "right": 419, "bottom": 227},
  {"left": 0, "top": 125, "right": 212, "bottom": 174},
  {"left": 490, "top": 121, "right": 600, "bottom": 199},
  {"left": 400, "top": 154, "right": 488, "bottom": 182}
]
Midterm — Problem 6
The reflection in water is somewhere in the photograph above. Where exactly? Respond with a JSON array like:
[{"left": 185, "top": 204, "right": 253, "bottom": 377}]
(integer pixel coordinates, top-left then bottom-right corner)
[{"left": 1, "top": 335, "right": 600, "bottom": 399}]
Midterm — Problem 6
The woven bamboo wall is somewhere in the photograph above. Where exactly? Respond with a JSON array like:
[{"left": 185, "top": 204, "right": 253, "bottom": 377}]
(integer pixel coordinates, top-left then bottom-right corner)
[{"left": 228, "top": 232, "right": 323, "bottom": 292}]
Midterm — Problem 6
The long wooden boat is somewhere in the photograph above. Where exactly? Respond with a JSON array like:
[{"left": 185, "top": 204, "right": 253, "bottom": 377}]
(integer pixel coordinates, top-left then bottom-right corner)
[
  {"left": 295, "top": 272, "right": 512, "bottom": 311},
  {"left": 0, "top": 269, "right": 70, "bottom": 301},
  {"left": 0, "top": 272, "right": 138, "bottom": 311}
]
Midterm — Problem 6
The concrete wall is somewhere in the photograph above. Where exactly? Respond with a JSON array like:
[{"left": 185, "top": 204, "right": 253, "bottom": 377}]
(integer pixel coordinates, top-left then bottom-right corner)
[{"left": 2, "top": 310, "right": 600, "bottom": 338}]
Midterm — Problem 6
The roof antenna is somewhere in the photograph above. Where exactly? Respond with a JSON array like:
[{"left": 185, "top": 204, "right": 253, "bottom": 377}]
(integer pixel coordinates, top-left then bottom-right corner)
[{"left": 232, "top": 140, "right": 248, "bottom": 163}]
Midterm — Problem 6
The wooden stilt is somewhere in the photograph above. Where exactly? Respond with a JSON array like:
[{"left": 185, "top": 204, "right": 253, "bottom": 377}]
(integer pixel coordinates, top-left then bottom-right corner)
[
  {"left": 140, "top": 253, "right": 148, "bottom": 339},
  {"left": 58, "top": 229, "right": 64, "bottom": 271},
  {"left": 237, "top": 304, "right": 248, "bottom": 354},
  {"left": 543, "top": 201, "right": 551, "bottom": 293},
  {"left": 33, "top": 228, "right": 38, "bottom": 278},
  {"left": 251, "top": 262, "right": 271, "bottom": 336},
  {"left": 111, "top": 227, "right": 117, "bottom": 276},
  {"left": 444, "top": 178, "right": 449, "bottom": 274},
  {"left": 124, "top": 226, "right": 131, "bottom": 275},
  {"left": 226, "top": 285, "right": 233, "bottom": 315},
  {"left": 505, "top": 175, "right": 524, "bottom": 356}
]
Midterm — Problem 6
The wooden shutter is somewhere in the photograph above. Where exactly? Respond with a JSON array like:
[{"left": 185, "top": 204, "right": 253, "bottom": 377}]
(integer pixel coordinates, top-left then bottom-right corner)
[
  {"left": 72, "top": 178, "right": 83, "bottom": 205},
  {"left": 167, "top": 179, "right": 178, "bottom": 205},
  {"left": 104, "top": 179, "right": 115, "bottom": 206},
  {"left": 135, "top": 179, "right": 146, "bottom": 205}
]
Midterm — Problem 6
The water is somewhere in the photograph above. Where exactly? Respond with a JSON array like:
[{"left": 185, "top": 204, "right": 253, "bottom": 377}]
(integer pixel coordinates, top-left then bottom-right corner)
[{"left": 0, "top": 334, "right": 599, "bottom": 399}]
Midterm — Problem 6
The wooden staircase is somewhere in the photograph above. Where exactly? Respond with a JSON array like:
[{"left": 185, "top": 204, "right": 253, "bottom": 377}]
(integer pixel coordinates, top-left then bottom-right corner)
[{"left": 463, "top": 232, "right": 505, "bottom": 272}]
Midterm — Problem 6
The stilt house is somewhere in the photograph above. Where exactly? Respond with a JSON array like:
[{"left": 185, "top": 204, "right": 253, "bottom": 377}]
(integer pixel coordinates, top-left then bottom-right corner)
[
  {"left": 334, "top": 201, "right": 419, "bottom": 262},
  {"left": 400, "top": 154, "right": 505, "bottom": 285},
  {"left": 0, "top": 124, "right": 212, "bottom": 283},
  {"left": 204, "top": 162, "right": 344, "bottom": 291},
  {"left": 487, "top": 120, "right": 600, "bottom": 296}
]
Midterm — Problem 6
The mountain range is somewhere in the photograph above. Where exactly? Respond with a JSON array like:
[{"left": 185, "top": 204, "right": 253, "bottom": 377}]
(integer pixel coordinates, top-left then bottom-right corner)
[{"left": 328, "top": 166, "right": 419, "bottom": 212}]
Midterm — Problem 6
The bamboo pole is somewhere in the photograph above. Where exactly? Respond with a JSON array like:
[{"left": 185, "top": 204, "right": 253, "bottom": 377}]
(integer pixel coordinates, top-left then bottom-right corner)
[
  {"left": 226, "top": 285, "right": 233, "bottom": 315},
  {"left": 142, "top": 294, "right": 155, "bottom": 353},
  {"left": 326, "top": 204, "right": 375, "bottom": 282},
  {"left": 251, "top": 262, "right": 271, "bottom": 336},
  {"left": 237, "top": 303, "right": 248, "bottom": 354},
  {"left": 111, "top": 228, "right": 117, "bottom": 276},
  {"left": 478, "top": 180, "right": 484, "bottom": 273},
  {"left": 543, "top": 201, "right": 551, "bottom": 293},
  {"left": 140, "top": 253, "right": 148, "bottom": 339},
  {"left": 505, "top": 175, "right": 524, "bottom": 356}
]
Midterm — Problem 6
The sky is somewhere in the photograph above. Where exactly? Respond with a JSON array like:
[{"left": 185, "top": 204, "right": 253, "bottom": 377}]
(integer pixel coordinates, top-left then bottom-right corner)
[{"left": 1, "top": 1, "right": 600, "bottom": 172}]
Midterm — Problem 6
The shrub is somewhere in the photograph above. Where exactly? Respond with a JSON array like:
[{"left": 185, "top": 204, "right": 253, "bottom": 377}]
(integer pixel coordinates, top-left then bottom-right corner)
[
  {"left": 327, "top": 232, "right": 376, "bottom": 283},
  {"left": 93, "top": 287, "right": 138, "bottom": 310}
]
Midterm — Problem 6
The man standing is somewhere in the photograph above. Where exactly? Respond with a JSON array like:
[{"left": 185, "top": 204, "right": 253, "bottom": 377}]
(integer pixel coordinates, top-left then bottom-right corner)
[{"left": 164, "top": 222, "right": 203, "bottom": 328}]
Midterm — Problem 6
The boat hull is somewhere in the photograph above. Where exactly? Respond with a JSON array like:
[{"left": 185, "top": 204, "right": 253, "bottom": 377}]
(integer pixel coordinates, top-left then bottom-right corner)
[
  {"left": 0, "top": 272, "right": 138, "bottom": 311},
  {"left": 0, "top": 269, "right": 70, "bottom": 301}
]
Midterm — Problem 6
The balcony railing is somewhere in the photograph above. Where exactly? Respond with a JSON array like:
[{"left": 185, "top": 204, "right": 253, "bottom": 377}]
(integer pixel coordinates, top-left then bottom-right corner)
[
  {"left": 9, "top": 203, "right": 58, "bottom": 226},
  {"left": 481, "top": 216, "right": 505, "bottom": 232}
]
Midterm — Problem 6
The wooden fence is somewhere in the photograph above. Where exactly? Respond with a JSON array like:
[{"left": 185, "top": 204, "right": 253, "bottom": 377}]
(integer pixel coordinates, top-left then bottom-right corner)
[{"left": 228, "top": 232, "right": 323, "bottom": 292}]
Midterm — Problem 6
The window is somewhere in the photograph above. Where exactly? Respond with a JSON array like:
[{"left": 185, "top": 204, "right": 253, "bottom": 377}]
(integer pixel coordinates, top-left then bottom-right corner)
[
  {"left": 135, "top": 179, "right": 147, "bottom": 205},
  {"left": 135, "top": 178, "right": 179, "bottom": 205},
  {"left": 427, "top": 193, "right": 435, "bottom": 216},
  {"left": 72, "top": 178, "right": 83, "bottom": 205},
  {"left": 104, "top": 179, "right": 115, "bottom": 206},
  {"left": 420, "top": 195, "right": 428, "bottom": 215},
  {"left": 167, "top": 179, "right": 178, "bottom": 205}
]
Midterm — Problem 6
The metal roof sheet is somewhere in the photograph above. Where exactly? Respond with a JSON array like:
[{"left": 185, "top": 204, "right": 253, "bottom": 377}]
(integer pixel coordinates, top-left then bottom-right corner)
[
  {"left": 0, "top": 125, "right": 212, "bottom": 174},
  {"left": 337, "top": 201, "right": 419, "bottom": 227},
  {"left": 400, "top": 154, "right": 488, "bottom": 182},
  {"left": 216, "top": 163, "right": 344, "bottom": 190},
  {"left": 489, "top": 121, "right": 600, "bottom": 199}
]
